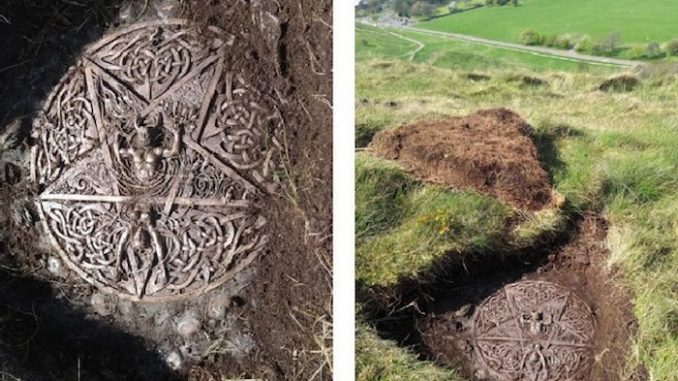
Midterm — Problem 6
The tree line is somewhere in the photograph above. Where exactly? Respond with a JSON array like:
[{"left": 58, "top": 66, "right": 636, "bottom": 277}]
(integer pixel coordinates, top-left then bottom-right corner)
[{"left": 357, "top": 0, "right": 517, "bottom": 19}]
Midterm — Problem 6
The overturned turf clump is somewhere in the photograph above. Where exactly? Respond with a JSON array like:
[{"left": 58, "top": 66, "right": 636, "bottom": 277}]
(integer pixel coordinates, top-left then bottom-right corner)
[
  {"left": 369, "top": 108, "right": 552, "bottom": 210},
  {"left": 598, "top": 74, "right": 640, "bottom": 92}
]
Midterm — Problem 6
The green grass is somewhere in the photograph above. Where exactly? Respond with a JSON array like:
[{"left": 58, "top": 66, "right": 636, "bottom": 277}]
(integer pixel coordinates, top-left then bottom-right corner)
[
  {"left": 356, "top": 322, "right": 463, "bottom": 381},
  {"left": 419, "top": 0, "right": 678, "bottom": 47},
  {"left": 356, "top": 29, "right": 678, "bottom": 381},
  {"left": 356, "top": 155, "right": 513, "bottom": 285},
  {"left": 357, "top": 25, "right": 616, "bottom": 72}
]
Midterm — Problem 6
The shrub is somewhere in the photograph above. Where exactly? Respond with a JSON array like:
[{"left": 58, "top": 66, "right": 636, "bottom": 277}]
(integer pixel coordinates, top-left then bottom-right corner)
[
  {"left": 664, "top": 39, "right": 678, "bottom": 56},
  {"left": 593, "top": 32, "right": 621, "bottom": 56},
  {"left": 542, "top": 34, "right": 571, "bottom": 49},
  {"left": 555, "top": 34, "right": 573, "bottom": 49},
  {"left": 544, "top": 34, "right": 559, "bottom": 47},
  {"left": 646, "top": 42, "right": 662, "bottom": 59},
  {"left": 574, "top": 36, "right": 593, "bottom": 52},
  {"left": 520, "top": 29, "right": 544, "bottom": 46},
  {"left": 629, "top": 44, "right": 646, "bottom": 59},
  {"left": 409, "top": 1, "right": 435, "bottom": 18}
]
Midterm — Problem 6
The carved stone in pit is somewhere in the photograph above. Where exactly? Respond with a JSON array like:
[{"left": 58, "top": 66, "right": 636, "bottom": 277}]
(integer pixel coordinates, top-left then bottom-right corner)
[
  {"left": 30, "top": 20, "right": 282, "bottom": 302},
  {"left": 471, "top": 281, "right": 595, "bottom": 381}
]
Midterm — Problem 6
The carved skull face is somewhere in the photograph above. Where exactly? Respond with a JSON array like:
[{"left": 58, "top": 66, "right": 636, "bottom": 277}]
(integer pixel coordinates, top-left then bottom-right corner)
[
  {"left": 135, "top": 149, "right": 158, "bottom": 181},
  {"left": 118, "top": 112, "right": 167, "bottom": 182}
]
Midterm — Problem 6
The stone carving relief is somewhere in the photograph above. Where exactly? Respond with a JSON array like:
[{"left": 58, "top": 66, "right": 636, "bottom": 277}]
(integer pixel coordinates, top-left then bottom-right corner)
[
  {"left": 31, "top": 20, "right": 281, "bottom": 302},
  {"left": 471, "top": 281, "right": 595, "bottom": 381}
]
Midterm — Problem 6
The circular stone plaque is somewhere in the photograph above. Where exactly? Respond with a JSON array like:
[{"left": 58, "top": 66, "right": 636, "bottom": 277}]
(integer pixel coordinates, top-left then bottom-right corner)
[
  {"left": 472, "top": 281, "right": 595, "bottom": 381},
  {"left": 30, "top": 20, "right": 281, "bottom": 302}
]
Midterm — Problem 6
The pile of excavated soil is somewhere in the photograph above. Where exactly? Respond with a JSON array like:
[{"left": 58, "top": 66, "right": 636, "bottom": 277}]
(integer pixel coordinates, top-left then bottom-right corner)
[{"left": 369, "top": 108, "right": 552, "bottom": 211}]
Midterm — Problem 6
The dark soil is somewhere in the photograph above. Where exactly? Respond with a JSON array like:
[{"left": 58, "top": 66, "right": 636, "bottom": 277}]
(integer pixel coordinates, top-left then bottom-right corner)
[
  {"left": 368, "top": 108, "right": 553, "bottom": 211},
  {"left": 0, "top": 0, "right": 331, "bottom": 380},
  {"left": 360, "top": 214, "right": 638, "bottom": 381},
  {"left": 508, "top": 75, "right": 548, "bottom": 87},
  {"left": 465, "top": 73, "right": 491, "bottom": 82}
]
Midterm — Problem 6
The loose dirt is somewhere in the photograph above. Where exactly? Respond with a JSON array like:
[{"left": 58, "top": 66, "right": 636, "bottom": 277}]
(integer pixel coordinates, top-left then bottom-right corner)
[
  {"left": 0, "top": 0, "right": 331, "bottom": 380},
  {"left": 369, "top": 108, "right": 553, "bottom": 211}
]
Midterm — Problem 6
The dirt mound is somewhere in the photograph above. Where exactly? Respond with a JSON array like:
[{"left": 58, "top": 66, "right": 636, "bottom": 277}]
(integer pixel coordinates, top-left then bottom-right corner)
[
  {"left": 598, "top": 74, "right": 640, "bottom": 92},
  {"left": 369, "top": 109, "right": 552, "bottom": 210},
  {"left": 465, "top": 73, "right": 491, "bottom": 81},
  {"left": 508, "top": 74, "right": 548, "bottom": 87}
]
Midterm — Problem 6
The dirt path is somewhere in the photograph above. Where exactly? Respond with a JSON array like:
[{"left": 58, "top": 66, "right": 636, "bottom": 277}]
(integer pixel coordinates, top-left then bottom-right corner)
[
  {"left": 360, "top": 21, "right": 639, "bottom": 68},
  {"left": 386, "top": 30, "right": 425, "bottom": 61},
  {"left": 401, "top": 26, "right": 639, "bottom": 68},
  {"left": 360, "top": 26, "right": 424, "bottom": 61}
]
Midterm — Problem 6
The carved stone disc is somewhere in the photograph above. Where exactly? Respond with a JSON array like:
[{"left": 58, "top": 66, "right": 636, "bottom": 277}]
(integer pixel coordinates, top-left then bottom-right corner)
[
  {"left": 471, "top": 281, "right": 595, "bottom": 381},
  {"left": 30, "top": 20, "right": 281, "bottom": 302}
]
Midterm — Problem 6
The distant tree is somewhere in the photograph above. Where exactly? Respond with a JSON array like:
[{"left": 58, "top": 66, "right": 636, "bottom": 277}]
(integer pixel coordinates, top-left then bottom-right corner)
[
  {"left": 629, "top": 44, "right": 646, "bottom": 59},
  {"left": 519, "top": 29, "right": 544, "bottom": 46},
  {"left": 448, "top": 1, "right": 458, "bottom": 13},
  {"left": 392, "top": 0, "right": 414, "bottom": 16},
  {"left": 544, "top": 34, "right": 559, "bottom": 47},
  {"left": 665, "top": 39, "right": 678, "bottom": 56},
  {"left": 574, "top": 35, "right": 593, "bottom": 52},
  {"left": 511, "top": 0, "right": 518, "bottom": 5},
  {"left": 646, "top": 42, "right": 662, "bottom": 59},
  {"left": 594, "top": 32, "right": 621, "bottom": 55},
  {"left": 410, "top": 1, "right": 435, "bottom": 18}
]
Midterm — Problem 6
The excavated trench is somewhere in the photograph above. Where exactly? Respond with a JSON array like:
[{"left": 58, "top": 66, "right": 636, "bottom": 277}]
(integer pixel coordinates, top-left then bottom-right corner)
[
  {"left": 361, "top": 214, "right": 637, "bottom": 381},
  {"left": 361, "top": 110, "right": 638, "bottom": 381}
]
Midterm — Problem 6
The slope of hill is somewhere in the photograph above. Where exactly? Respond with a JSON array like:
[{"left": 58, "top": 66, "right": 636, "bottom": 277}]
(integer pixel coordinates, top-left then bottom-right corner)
[{"left": 419, "top": 0, "right": 678, "bottom": 45}]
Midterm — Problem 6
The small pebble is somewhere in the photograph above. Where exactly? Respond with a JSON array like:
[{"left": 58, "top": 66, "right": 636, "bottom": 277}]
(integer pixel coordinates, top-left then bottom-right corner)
[
  {"left": 91, "top": 292, "right": 115, "bottom": 316},
  {"left": 47, "top": 257, "right": 63, "bottom": 276},
  {"left": 166, "top": 350, "right": 182, "bottom": 370},
  {"left": 207, "top": 295, "right": 229, "bottom": 320},
  {"left": 176, "top": 313, "right": 201, "bottom": 338},
  {"left": 474, "top": 368, "right": 488, "bottom": 380},
  {"left": 180, "top": 341, "right": 202, "bottom": 360}
]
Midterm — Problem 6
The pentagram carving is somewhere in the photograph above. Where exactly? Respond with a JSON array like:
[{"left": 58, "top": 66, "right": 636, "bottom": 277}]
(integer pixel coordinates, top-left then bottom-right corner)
[
  {"left": 30, "top": 20, "right": 282, "bottom": 302},
  {"left": 471, "top": 281, "right": 595, "bottom": 381}
]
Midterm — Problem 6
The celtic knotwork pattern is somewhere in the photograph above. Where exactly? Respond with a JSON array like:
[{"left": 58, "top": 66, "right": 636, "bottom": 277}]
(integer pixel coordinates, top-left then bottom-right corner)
[
  {"left": 30, "top": 20, "right": 281, "bottom": 302},
  {"left": 472, "top": 281, "right": 595, "bottom": 381}
]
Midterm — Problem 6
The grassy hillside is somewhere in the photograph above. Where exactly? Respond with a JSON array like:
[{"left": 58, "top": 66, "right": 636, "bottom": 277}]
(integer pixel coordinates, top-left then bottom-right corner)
[
  {"left": 356, "top": 28, "right": 678, "bottom": 381},
  {"left": 357, "top": 25, "right": 618, "bottom": 72},
  {"left": 419, "top": 0, "right": 678, "bottom": 46}
]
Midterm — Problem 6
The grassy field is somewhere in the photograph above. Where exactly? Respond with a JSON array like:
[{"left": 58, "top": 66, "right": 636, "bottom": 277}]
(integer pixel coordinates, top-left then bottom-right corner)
[
  {"left": 357, "top": 25, "right": 618, "bottom": 72},
  {"left": 356, "top": 27, "right": 678, "bottom": 381},
  {"left": 419, "top": 0, "right": 678, "bottom": 46}
]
